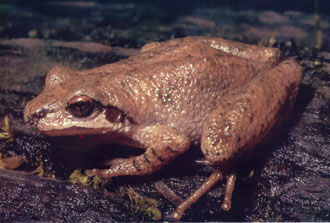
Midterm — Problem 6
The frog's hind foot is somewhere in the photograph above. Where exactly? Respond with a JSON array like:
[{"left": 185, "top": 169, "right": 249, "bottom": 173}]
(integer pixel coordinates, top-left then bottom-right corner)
[
  {"left": 170, "top": 169, "right": 224, "bottom": 220},
  {"left": 170, "top": 170, "right": 237, "bottom": 220}
]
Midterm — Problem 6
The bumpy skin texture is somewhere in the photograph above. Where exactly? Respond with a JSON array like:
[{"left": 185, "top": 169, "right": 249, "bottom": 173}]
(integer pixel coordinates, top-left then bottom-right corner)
[
  {"left": 24, "top": 36, "right": 302, "bottom": 219},
  {"left": 202, "top": 60, "right": 302, "bottom": 165}
]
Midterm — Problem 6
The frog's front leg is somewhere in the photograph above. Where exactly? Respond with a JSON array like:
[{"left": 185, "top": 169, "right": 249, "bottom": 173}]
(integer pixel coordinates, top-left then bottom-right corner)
[{"left": 86, "top": 125, "right": 190, "bottom": 178}]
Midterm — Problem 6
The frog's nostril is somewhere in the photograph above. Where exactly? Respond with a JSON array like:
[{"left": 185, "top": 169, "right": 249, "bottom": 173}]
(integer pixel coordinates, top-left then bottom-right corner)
[
  {"left": 25, "top": 108, "right": 49, "bottom": 127},
  {"left": 33, "top": 109, "right": 48, "bottom": 120}
]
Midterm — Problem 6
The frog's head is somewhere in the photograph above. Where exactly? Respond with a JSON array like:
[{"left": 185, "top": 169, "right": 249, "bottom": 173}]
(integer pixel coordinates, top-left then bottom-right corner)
[{"left": 24, "top": 66, "right": 136, "bottom": 137}]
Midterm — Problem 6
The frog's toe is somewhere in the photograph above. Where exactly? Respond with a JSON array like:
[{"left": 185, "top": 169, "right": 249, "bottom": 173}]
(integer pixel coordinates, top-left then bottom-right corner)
[
  {"left": 221, "top": 172, "right": 237, "bottom": 211},
  {"left": 85, "top": 167, "right": 120, "bottom": 178},
  {"left": 194, "top": 159, "right": 212, "bottom": 165},
  {"left": 85, "top": 168, "right": 106, "bottom": 177},
  {"left": 85, "top": 169, "right": 96, "bottom": 176}
]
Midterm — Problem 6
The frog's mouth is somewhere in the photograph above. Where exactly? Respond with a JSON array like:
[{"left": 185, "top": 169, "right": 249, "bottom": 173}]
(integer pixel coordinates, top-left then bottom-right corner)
[
  {"left": 38, "top": 126, "right": 120, "bottom": 137},
  {"left": 25, "top": 104, "right": 136, "bottom": 137}
]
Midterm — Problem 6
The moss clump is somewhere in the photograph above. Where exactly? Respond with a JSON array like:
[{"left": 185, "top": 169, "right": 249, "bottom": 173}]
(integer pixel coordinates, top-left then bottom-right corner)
[{"left": 118, "top": 186, "right": 162, "bottom": 221}]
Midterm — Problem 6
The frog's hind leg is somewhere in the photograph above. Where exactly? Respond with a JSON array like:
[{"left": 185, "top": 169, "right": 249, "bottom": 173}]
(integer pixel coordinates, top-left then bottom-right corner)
[
  {"left": 196, "top": 60, "right": 302, "bottom": 217},
  {"left": 192, "top": 36, "right": 281, "bottom": 65},
  {"left": 202, "top": 60, "right": 302, "bottom": 166}
]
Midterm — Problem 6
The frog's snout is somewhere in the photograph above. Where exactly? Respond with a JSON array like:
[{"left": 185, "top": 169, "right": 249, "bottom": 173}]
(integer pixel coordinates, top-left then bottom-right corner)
[
  {"left": 25, "top": 108, "right": 49, "bottom": 128},
  {"left": 24, "top": 97, "right": 50, "bottom": 128}
]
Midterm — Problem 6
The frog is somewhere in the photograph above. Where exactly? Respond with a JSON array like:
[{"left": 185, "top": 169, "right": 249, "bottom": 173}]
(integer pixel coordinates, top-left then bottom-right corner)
[{"left": 24, "top": 36, "right": 302, "bottom": 220}]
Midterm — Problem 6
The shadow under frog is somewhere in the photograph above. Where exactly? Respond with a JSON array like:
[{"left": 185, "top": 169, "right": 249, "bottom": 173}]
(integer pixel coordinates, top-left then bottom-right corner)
[{"left": 24, "top": 36, "right": 302, "bottom": 220}]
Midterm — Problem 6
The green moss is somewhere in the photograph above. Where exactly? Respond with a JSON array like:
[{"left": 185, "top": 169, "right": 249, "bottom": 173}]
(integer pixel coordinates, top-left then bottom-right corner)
[
  {"left": 0, "top": 153, "right": 8, "bottom": 169},
  {"left": 118, "top": 186, "right": 162, "bottom": 220},
  {"left": 0, "top": 116, "right": 12, "bottom": 140},
  {"left": 69, "top": 169, "right": 109, "bottom": 189}
]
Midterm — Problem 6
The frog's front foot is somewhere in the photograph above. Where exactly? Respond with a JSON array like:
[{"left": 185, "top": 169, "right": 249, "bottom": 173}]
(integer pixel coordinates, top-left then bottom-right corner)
[
  {"left": 85, "top": 158, "right": 129, "bottom": 177},
  {"left": 85, "top": 161, "right": 131, "bottom": 178},
  {"left": 85, "top": 155, "right": 157, "bottom": 178},
  {"left": 85, "top": 168, "right": 109, "bottom": 178}
]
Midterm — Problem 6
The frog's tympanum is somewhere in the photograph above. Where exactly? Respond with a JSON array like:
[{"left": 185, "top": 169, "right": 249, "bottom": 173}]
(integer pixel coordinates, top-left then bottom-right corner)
[{"left": 24, "top": 36, "right": 302, "bottom": 219}]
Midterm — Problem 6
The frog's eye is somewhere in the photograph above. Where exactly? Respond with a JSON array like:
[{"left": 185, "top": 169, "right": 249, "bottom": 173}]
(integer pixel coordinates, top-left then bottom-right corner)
[{"left": 67, "top": 95, "right": 95, "bottom": 118}]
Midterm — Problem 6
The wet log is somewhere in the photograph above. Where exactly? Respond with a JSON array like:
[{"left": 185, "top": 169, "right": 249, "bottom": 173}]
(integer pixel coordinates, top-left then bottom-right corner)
[{"left": 0, "top": 169, "right": 129, "bottom": 222}]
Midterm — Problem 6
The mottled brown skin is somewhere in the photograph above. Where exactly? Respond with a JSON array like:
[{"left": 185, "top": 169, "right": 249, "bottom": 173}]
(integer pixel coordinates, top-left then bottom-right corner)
[{"left": 24, "top": 36, "right": 302, "bottom": 219}]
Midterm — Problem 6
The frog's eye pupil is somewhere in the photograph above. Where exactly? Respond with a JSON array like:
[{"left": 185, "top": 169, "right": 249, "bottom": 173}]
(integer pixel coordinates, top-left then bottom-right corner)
[{"left": 67, "top": 95, "right": 95, "bottom": 117}]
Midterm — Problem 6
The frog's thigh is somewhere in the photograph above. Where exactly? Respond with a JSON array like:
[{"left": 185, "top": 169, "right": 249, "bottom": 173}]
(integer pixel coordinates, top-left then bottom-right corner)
[
  {"left": 201, "top": 88, "right": 268, "bottom": 164},
  {"left": 201, "top": 101, "right": 250, "bottom": 164},
  {"left": 86, "top": 125, "right": 190, "bottom": 178},
  {"left": 201, "top": 60, "right": 301, "bottom": 164}
]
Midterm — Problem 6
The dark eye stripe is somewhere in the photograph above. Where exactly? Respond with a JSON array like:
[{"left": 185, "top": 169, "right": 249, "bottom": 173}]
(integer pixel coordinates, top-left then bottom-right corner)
[{"left": 105, "top": 105, "right": 124, "bottom": 123}]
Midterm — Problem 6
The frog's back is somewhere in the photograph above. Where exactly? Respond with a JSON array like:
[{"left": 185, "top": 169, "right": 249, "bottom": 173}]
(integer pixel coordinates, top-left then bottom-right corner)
[
  {"left": 97, "top": 37, "right": 277, "bottom": 141},
  {"left": 113, "top": 38, "right": 274, "bottom": 141}
]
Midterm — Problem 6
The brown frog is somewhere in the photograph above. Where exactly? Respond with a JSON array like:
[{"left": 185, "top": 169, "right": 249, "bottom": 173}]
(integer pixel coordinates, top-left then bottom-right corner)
[{"left": 24, "top": 36, "right": 302, "bottom": 219}]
